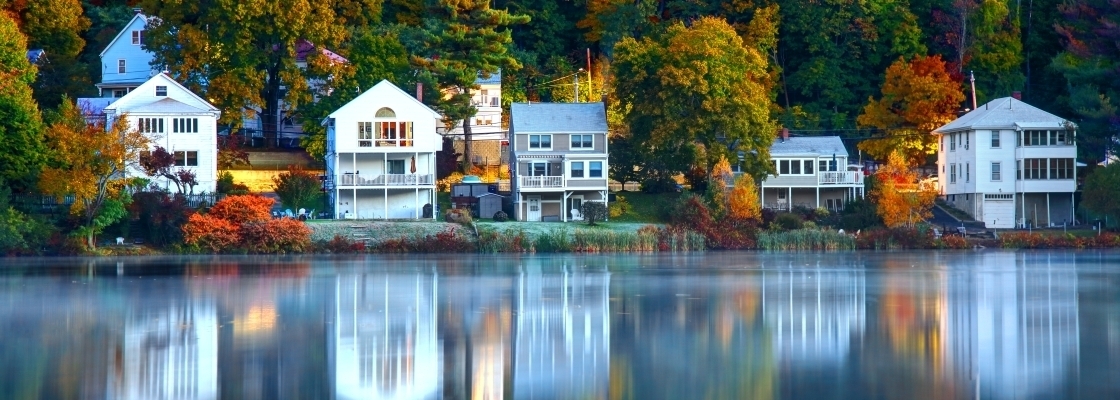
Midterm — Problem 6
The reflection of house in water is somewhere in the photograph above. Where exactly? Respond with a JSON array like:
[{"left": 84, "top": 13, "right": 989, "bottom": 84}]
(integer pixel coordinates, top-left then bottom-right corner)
[
  {"left": 760, "top": 263, "right": 866, "bottom": 365},
  {"left": 108, "top": 300, "right": 219, "bottom": 400},
  {"left": 513, "top": 263, "right": 611, "bottom": 399},
  {"left": 942, "top": 253, "right": 1080, "bottom": 399},
  {"left": 334, "top": 272, "right": 440, "bottom": 400}
]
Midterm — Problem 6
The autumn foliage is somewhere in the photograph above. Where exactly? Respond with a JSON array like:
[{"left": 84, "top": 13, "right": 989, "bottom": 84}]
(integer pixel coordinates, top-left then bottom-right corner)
[
  {"left": 857, "top": 55, "right": 965, "bottom": 164},
  {"left": 182, "top": 194, "right": 311, "bottom": 253},
  {"left": 871, "top": 152, "right": 938, "bottom": 228},
  {"left": 728, "top": 174, "right": 761, "bottom": 220}
]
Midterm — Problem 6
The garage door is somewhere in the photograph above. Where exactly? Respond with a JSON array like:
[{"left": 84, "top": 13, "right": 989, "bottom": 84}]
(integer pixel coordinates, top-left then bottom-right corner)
[{"left": 983, "top": 194, "right": 1015, "bottom": 229}]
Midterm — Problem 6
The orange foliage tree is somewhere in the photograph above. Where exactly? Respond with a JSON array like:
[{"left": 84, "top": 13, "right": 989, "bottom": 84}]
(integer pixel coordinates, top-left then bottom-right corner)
[
  {"left": 182, "top": 194, "right": 311, "bottom": 253},
  {"left": 857, "top": 55, "right": 965, "bottom": 165},
  {"left": 728, "top": 174, "right": 761, "bottom": 220},
  {"left": 872, "top": 152, "right": 938, "bottom": 228},
  {"left": 39, "top": 99, "right": 150, "bottom": 249}
]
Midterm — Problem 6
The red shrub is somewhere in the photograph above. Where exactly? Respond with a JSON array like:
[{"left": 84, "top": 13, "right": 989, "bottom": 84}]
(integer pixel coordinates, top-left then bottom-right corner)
[
  {"left": 321, "top": 235, "right": 367, "bottom": 253},
  {"left": 208, "top": 195, "right": 274, "bottom": 224},
  {"left": 668, "top": 196, "right": 757, "bottom": 250},
  {"left": 182, "top": 213, "right": 241, "bottom": 252},
  {"left": 935, "top": 235, "right": 970, "bottom": 249},
  {"left": 240, "top": 218, "right": 312, "bottom": 253}
]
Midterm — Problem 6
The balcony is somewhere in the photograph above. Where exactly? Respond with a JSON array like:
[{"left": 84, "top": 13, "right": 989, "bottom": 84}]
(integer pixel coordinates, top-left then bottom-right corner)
[
  {"left": 357, "top": 139, "right": 414, "bottom": 148},
  {"left": 519, "top": 175, "right": 565, "bottom": 189},
  {"left": 818, "top": 171, "right": 863, "bottom": 185},
  {"left": 337, "top": 173, "right": 434, "bottom": 187}
]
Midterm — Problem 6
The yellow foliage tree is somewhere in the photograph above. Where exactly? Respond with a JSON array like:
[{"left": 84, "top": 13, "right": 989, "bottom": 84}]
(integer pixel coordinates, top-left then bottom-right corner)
[
  {"left": 39, "top": 99, "right": 150, "bottom": 249},
  {"left": 872, "top": 151, "right": 938, "bottom": 228},
  {"left": 728, "top": 174, "right": 761, "bottom": 220},
  {"left": 857, "top": 55, "right": 965, "bottom": 165}
]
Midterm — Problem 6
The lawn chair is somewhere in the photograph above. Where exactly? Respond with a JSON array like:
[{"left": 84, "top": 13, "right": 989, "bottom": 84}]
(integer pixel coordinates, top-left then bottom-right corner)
[
  {"left": 285, "top": 209, "right": 295, "bottom": 218},
  {"left": 571, "top": 208, "right": 583, "bottom": 222}
]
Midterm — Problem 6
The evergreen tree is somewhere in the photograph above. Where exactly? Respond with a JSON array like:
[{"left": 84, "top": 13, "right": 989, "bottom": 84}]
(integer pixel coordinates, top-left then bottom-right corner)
[{"left": 0, "top": 12, "right": 46, "bottom": 192}]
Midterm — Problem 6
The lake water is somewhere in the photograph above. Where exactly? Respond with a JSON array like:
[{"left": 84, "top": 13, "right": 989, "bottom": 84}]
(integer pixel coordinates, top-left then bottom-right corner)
[{"left": 1, "top": 251, "right": 1118, "bottom": 399}]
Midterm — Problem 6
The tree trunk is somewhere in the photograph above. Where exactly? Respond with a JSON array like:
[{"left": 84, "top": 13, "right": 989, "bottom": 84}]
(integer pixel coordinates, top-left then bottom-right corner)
[
  {"left": 262, "top": 63, "right": 283, "bottom": 149},
  {"left": 461, "top": 118, "right": 473, "bottom": 173}
]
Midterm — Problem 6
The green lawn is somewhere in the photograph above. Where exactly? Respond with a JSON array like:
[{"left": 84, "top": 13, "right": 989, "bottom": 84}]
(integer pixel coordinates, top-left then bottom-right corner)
[{"left": 609, "top": 191, "right": 681, "bottom": 223}]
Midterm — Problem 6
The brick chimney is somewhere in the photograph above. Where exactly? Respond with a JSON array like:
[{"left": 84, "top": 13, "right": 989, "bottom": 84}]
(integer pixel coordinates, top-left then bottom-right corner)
[
  {"left": 1012, "top": 91, "right": 1022, "bottom": 100},
  {"left": 416, "top": 83, "right": 423, "bottom": 102},
  {"left": 780, "top": 128, "right": 789, "bottom": 142}
]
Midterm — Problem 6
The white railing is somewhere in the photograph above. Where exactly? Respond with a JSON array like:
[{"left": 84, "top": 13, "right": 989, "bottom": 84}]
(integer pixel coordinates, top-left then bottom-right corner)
[
  {"left": 818, "top": 171, "right": 863, "bottom": 185},
  {"left": 337, "top": 174, "right": 434, "bottom": 187},
  {"left": 519, "top": 175, "right": 564, "bottom": 188}
]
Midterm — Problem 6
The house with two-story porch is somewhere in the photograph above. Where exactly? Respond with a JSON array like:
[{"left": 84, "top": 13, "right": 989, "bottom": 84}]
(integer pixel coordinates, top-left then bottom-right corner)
[
  {"left": 324, "top": 80, "right": 442, "bottom": 219},
  {"left": 97, "top": 11, "right": 157, "bottom": 98},
  {"left": 934, "top": 97, "right": 1077, "bottom": 229},
  {"left": 509, "top": 102, "right": 609, "bottom": 222},
  {"left": 103, "top": 73, "right": 222, "bottom": 193},
  {"left": 447, "top": 70, "right": 508, "bottom": 167},
  {"left": 759, "top": 135, "right": 865, "bottom": 211}
]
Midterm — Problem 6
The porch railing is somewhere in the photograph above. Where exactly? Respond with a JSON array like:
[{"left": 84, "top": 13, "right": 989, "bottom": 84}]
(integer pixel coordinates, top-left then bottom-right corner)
[
  {"left": 519, "top": 175, "right": 565, "bottom": 188},
  {"left": 818, "top": 171, "right": 863, "bottom": 185},
  {"left": 337, "top": 173, "right": 434, "bottom": 187}
]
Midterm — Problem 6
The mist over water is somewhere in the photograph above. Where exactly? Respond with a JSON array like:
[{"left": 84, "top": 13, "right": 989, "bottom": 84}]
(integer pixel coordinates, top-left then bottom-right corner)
[{"left": 1, "top": 251, "right": 1118, "bottom": 399}]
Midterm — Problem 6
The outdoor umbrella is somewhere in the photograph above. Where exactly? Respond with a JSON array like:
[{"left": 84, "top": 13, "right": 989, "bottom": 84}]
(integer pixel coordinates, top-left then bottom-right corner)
[{"left": 410, "top": 156, "right": 417, "bottom": 173}]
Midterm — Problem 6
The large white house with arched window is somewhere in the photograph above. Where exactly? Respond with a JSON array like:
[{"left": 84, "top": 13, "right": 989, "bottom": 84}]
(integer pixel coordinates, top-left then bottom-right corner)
[{"left": 324, "top": 80, "right": 442, "bottom": 219}]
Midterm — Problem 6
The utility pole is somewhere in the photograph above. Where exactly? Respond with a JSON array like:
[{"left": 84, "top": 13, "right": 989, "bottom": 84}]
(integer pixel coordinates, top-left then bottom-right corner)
[
  {"left": 970, "top": 71, "right": 977, "bottom": 110},
  {"left": 573, "top": 74, "right": 579, "bottom": 102}
]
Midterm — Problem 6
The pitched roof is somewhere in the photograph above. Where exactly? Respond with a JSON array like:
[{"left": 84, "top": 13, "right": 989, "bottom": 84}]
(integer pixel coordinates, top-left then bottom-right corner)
[
  {"left": 934, "top": 97, "right": 1072, "bottom": 133},
  {"left": 26, "top": 49, "right": 45, "bottom": 64},
  {"left": 105, "top": 72, "right": 219, "bottom": 113},
  {"left": 770, "top": 136, "right": 848, "bottom": 157},
  {"left": 99, "top": 13, "right": 148, "bottom": 58},
  {"left": 76, "top": 98, "right": 115, "bottom": 115},
  {"left": 294, "top": 39, "right": 347, "bottom": 64},
  {"left": 327, "top": 79, "right": 441, "bottom": 121},
  {"left": 477, "top": 70, "right": 501, "bottom": 85},
  {"left": 510, "top": 102, "right": 607, "bottom": 133}
]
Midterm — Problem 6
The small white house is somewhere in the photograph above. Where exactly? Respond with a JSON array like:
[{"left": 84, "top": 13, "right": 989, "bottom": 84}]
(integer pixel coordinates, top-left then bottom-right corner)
[
  {"left": 324, "top": 80, "right": 442, "bottom": 219},
  {"left": 104, "top": 73, "right": 222, "bottom": 193},
  {"left": 760, "top": 135, "right": 865, "bottom": 211},
  {"left": 97, "top": 11, "right": 158, "bottom": 98},
  {"left": 934, "top": 97, "right": 1077, "bottom": 229}
]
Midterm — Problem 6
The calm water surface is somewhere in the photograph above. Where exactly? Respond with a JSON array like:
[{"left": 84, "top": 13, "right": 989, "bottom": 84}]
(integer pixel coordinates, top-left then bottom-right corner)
[{"left": 2, "top": 251, "right": 1119, "bottom": 399}]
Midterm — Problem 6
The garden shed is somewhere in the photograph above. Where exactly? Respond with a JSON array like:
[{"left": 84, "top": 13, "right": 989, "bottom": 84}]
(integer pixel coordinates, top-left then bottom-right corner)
[{"left": 451, "top": 175, "right": 503, "bottom": 218}]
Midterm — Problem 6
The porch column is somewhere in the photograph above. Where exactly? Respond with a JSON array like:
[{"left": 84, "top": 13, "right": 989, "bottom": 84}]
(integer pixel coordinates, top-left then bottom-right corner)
[
  {"left": 384, "top": 188, "right": 388, "bottom": 220},
  {"left": 601, "top": 190, "right": 608, "bottom": 221},
  {"left": 414, "top": 187, "right": 419, "bottom": 219},
  {"left": 431, "top": 188, "right": 437, "bottom": 220},
  {"left": 562, "top": 191, "right": 571, "bottom": 222},
  {"left": 1020, "top": 192, "right": 1026, "bottom": 228},
  {"left": 787, "top": 187, "right": 792, "bottom": 211},
  {"left": 815, "top": 187, "right": 820, "bottom": 209},
  {"left": 352, "top": 189, "right": 357, "bottom": 219},
  {"left": 1046, "top": 192, "right": 1051, "bottom": 227},
  {"left": 1072, "top": 192, "right": 1076, "bottom": 225}
]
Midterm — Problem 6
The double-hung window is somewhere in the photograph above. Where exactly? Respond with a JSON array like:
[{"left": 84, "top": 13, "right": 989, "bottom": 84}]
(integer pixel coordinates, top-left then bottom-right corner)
[
  {"left": 950, "top": 164, "right": 957, "bottom": 183},
  {"left": 132, "top": 30, "right": 145, "bottom": 45},
  {"left": 174, "top": 151, "right": 198, "bottom": 167},
  {"left": 571, "top": 134, "right": 593, "bottom": 149},
  {"left": 991, "top": 131, "right": 1000, "bottom": 148},
  {"left": 529, "top": 134, "right": 551, "bottom": 150},
  {"left": 358, "top": 122, "right": 373, "bottom": 147},
  {"left": 950, "top": 134, "right": 956, "bottom": 151},
  {"left": 991, "top": 162, "right": 1001, "bottom": 181},
  {"left": 570, "top": 162, "right": 585, "bottom": 178},
  {"left": 966, "top": 163, "right": 970, "bottom": 182},
  {"left": 118, "top": 59, "right": 126, "bottom": 74},
  {"left": 589, "top": 161, "right": 603, "bottom": 178},
  {"left": 964, "top": 132, "right": 970, "bottom": 149},
  {"left": 138, "top": 117, "right": 163, "bottom": 133},
  {"left": 173, "top": 118, "right": 198, "bottom": 133}
]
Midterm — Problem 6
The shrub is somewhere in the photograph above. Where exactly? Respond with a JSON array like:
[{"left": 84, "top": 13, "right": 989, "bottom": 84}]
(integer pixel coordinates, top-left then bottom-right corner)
[
  {"left": 0, "top": 206, "right": 53, "bottom": 255},
  {"left": 757, "top": 229, "right": 856, "bottom": 251},
  {"left": 438, "top": 172, "right": 465, "bottom": 192},
  {"left": 369, "top": 228, "right": 475, "bottom": 253},
  {"left": 641, "top": 176, "right": 679, "bottom": 193},
  {"left": 445, "top": 208, "right": 473, "bottom": 225},
  {"left": 320, "top": 235, "right": 366, "bottom": 253},
  {"left": 609, "top": 195, "right": 631, "bottom": 218},
  {"left": 493, "top": 210, "right": 508, "bottom": 222},
  {"left": 684, "top": 165, "right": 708, "bottom": 193},
  {"left": 272, "top": 165, "right": 322, "bottom": 211},
  {"left": 130, "top": 191, "right": 193, "bottom": 246},
  {"left": 583, "top": 202, "right": 608, "bottom": 225},
  {"left": 182, "top": 213, "right": 240, "bottom": 252},
  {"left": 935, "top": 235, "right": 970, "bottom": 249},
  {"left": 241, "top": 218, "right": 313, "bottom": 253},
  {"left": 477, "top": 226, "right": 531, "bottom": 253},
  {"left": 772, "top": 213, "right": 804, "bottom": 231},
  {"left": 855, "top": 227, "right": 933, "bottom": 250},
  {"left": 208, "top": 194, "right": 274, "bottom": 224},
  {"left": 668, "top": 194, "right": 758, "bottom": 249},
  {"left": 839, "top": 199, "right": 881, "bottom": 231},
  {"left": 216, "top": 172, "right": 251, "bottom": 195}
]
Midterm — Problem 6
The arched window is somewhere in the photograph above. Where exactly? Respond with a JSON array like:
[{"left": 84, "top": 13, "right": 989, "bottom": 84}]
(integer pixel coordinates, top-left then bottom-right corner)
[{"left": 375, "top": 107, "right": 396, "bottom": 118}]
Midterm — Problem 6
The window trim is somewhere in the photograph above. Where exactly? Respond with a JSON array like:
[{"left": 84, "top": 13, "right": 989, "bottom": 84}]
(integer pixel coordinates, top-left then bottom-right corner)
[
  {"left": 155, "top": 85, "right": 167, "bottom": 96},
  {"left": 132, "top": 30, "right": 145, "bottom": 45},
  {"left": 991, "top": 162, "right": 1001, "bottom": 181},
  {"left": 950, "top": 163, "right": 957, "bottom": 184},
  {"left": 990, "top": 131, "right": 1000, "bottom": 148},
  {"left": 173, "top": 150, "right": 198, "bottom": 167},
  {"left": 570, "top": 161, "right": 585, "bottom": 178},
  {"left": 589, "top": 161, "right": 603, "bottom": 178},
  {"left": 117, "top": 59, "right": 126, "bottom": 74},
  {"left": 528, "top": 134, "right": 552, "bottom": 150},
  {"left": 570, "top": 134, "right": 594, "bottom": 150}
]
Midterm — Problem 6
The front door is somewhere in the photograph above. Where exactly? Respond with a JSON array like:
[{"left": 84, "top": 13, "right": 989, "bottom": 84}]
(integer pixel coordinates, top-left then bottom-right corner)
[
  {"left": 570, "top": 196, "right": 583, "bottom": 220},
  {"left": 527, "top": 196, "right": 541, "bottom": 221}
]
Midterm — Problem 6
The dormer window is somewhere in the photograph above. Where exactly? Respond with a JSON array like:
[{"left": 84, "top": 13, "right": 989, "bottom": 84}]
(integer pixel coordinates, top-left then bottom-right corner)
[
  {"left": 132, "top": 30, "right": 145, "bottom": 45},
  {"left": 155, "top": 86, "right": 167, "bottom": 96}
]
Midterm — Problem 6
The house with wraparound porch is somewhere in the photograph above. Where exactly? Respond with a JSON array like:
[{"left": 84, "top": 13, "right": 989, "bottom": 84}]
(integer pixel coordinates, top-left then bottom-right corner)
[{"left": 324, "top": 80, "right": 441, "bottom": 219}]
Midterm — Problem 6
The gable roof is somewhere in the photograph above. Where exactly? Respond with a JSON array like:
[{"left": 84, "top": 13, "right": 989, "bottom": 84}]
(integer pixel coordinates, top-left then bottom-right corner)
[
  {"left": 129, "top": 97, "right": 209, "bottom": 113},
  {"left": 105, "top": 72, "right": 219, "bottom": 113},
  {"left": 770, "top": 136, "right": 848, "bottom": 157},
  {"left": 477, "top": 70, "right": 501, "bottom": 85},
  {"left": 99, "top": 13, "right": 148, "bottom": 58},
  {"left": 327, "top": 80, "right": 441, "bottom": 121},
  {"left": 294, "top": 39, "right": 348, "bottom": 64},
  {"left": 511, "top": 102, "right": 607, "bottom": 133},
  {"left": 76, "top": 97, "right": 115, "bottom": 116},
  {"left": 934, "top": 97, "right": 1072, "bottom": 134},
  {"left": 27, "top": 49, "right": 46, "bottom": 64}
]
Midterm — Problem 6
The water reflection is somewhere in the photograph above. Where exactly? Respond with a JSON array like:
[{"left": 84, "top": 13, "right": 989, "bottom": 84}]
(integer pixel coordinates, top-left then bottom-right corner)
[{"left": 0, "top": 252, "right": 1117, "bottom": 399}]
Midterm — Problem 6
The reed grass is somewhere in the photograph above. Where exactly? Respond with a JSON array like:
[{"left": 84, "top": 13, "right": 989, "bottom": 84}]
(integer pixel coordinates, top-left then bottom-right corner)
[
  {"left": 757, "top": 229, "right": 856, "bottom": 251},
  {"left": 477, "top": 226, "right": 706, "bottom": 253}
]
